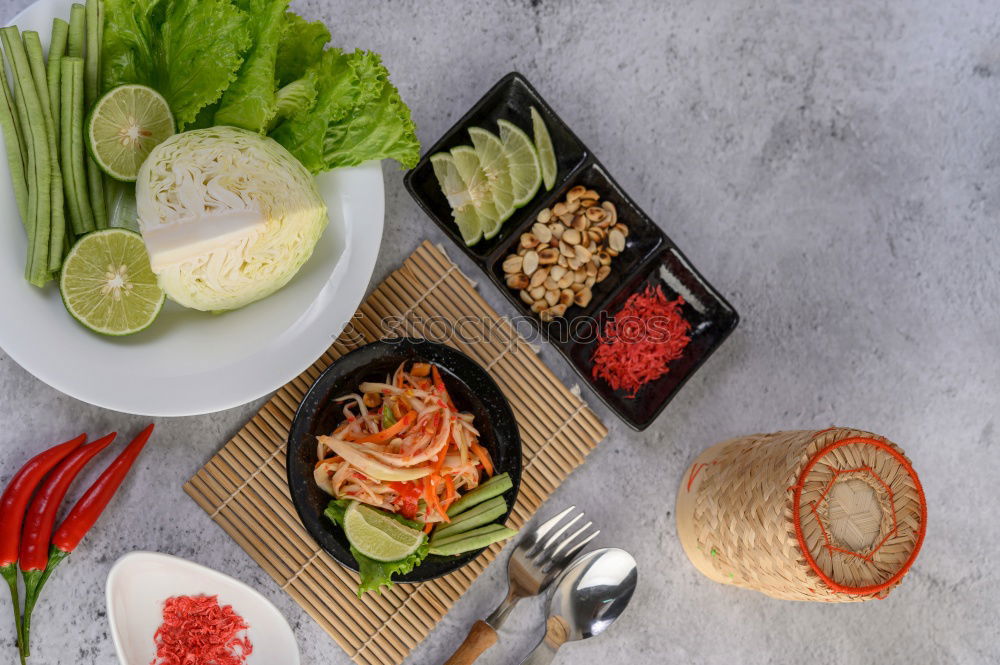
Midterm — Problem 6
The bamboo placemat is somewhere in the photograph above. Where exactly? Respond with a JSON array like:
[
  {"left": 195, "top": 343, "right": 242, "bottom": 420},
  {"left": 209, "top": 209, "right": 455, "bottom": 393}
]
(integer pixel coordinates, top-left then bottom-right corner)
[{"left": 184, "top": 241, "right": 607, "bottom": 665}]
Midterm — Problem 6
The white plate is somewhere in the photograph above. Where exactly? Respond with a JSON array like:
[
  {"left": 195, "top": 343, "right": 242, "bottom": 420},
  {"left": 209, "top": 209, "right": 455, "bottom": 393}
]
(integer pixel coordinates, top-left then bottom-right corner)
[
  {"left": 0, "top": 0, "right": 383, "bottom": 416},
  {"left": 106, "top": 552, "right": 299, "bottom": 665}
]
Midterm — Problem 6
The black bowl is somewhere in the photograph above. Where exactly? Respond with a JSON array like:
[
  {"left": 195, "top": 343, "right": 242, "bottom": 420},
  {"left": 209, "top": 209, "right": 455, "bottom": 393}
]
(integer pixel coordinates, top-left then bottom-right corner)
[{"left": 286, "top": 338, "right": 522, "bottom": 582}]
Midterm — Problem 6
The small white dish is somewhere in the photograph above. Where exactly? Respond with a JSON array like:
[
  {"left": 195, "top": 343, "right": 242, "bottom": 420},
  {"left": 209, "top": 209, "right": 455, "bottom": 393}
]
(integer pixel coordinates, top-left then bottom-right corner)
[
  {"left": 106, "top": 552, "right": 299, "bottom": 665},
  {"left": 0, "top": 0, "right": 385, "bottom": 416}
]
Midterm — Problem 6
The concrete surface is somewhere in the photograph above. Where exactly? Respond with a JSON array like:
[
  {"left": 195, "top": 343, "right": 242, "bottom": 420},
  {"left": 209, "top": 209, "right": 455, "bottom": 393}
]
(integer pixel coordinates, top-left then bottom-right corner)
[{"left": 1, "top": 0, "right": 998, "bottom": 663}]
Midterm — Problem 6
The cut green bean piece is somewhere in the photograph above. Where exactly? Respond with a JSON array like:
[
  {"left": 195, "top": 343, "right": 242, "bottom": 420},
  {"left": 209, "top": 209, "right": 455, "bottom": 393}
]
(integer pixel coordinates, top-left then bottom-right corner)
[
  {"left": 0, "top": 47, "right": 27, "bottom": 224},
  {"left": 428, "top": 525, "right": 518, "bottom": 556},
  {"left": 61, "top": 57, "right": 94, "bottom": 235},
  {"left": 67, "top": 4, "right": 85, "bottom": 58},
  {"left": 2, "top": 27, "right": 51, "bottom": 285},
  {"left": 24, "top": 31, "right": 66, "bottom": 272},
  {"left": 429, "top": 523, "right": 509, "bottom": 549},
  {"left": 446, "top": 472, "right": 512, "bottom": 517},
  {"left": 432, "top": 496, "right": 507, "bottom": 542}
]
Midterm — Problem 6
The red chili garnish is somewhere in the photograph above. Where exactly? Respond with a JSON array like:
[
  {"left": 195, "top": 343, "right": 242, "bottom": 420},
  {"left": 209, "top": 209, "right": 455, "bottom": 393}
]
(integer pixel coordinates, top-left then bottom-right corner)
[
  {"left": 591, "top": 284, "right": 691, "bottom": 398},
  {"left": 150, "top": 595, "right": 253, "bottom": 665}
]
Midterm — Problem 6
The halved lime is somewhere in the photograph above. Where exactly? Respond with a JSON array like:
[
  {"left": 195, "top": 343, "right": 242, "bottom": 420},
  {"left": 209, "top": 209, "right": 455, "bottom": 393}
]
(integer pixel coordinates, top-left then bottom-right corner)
[
  {"left": 344, "top": 501, "right": 425, "bottom": 562},
  {"left": 530, "top": 107, "right": 557, "bottom": 191},
  {"left": 430, "top": 152, "right": 482, "bottom": 245},
  {"left": 451, "top": 145, "right": 501, "bottom": 239},
  {"left": 60, "top": 229, "right": 165, "bottom": 336},
  {"left": 468, "top": 127, "right": 515, "bottom": 233},
  {"left": 88, "top": 84, "right": 174, "bottom": 182},
  {"left": 497, "top": 119, "right": 541, "bottom": 207}
]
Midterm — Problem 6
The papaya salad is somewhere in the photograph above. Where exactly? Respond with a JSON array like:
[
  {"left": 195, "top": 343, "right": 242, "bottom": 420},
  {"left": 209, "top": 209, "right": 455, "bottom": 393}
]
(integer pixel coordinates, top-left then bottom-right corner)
[{"left": 317, "top": 361, "right": 516, "bottom": 595}]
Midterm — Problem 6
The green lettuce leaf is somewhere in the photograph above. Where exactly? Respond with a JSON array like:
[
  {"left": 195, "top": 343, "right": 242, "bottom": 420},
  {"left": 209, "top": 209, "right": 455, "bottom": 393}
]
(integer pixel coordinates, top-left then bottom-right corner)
[
  {"left": 270, "top": 74, "right": 318, "bottom": 130},
  {"left": 320, "top": 77, "right": 420, "bottom": 170},
  {"left": 214, "top": 0, "right": 289, "bottom": 132},
  {"left": 269, "top": 48, "right": 370, "bottom": 171},
  {"left": 271, "top": 49, "right": 418, "bottom": 172},
  {"left": 324, "top": 499, "right": 429, "bottom": 596},
  {"left": 102, "top": 0, "right": 252, "bottom": 129},
  {"left": 274, "top": 12, "right": 329, "bottom": 87},
  {"left": 102, "top": 0, "right": 157, "bottom": 87}
]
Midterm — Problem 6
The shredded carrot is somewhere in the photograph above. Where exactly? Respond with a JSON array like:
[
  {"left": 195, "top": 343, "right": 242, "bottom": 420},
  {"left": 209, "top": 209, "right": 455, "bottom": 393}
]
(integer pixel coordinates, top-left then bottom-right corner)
[
  {"left": 470, "top": 442, "right": 494, "bottom": 477},
  {"left": 353, "top": 411, "right": 416, "bottom": 444},
  {"left": 443, "top": 476, "right": 456, "bottom": 506},
  {"left": 432, "top": 366, "right": 455, "bottom": 410},
  {"left": 424, "top": 475, "right": 450, "bottom": 523}
]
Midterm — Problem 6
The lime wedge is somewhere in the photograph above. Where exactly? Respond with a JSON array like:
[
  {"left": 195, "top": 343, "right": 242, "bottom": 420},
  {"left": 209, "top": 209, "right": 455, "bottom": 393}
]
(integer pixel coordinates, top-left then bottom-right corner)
[
  {"left": 530, "top": 107, "right": 557, "bottom": 191},
  {"left": 468, "top": 127, "right": 515, "bottom": 233},
  {"left": 451, "top": 145, "right": 501, "bottom": 239},
  {"left": 497, "top": 119, "right": 541, "bottom": 207},
  {"left": 430, "top": 152, "right": 482, "bottom": 245},
  {"left": 344, "top": 501, "right": 425, "bottom": 562},
  {"left": 60, "top": 229, "right": 165, "bottom": 336},
  {"left": 87, "top": 84, "right": 175, "bottom": 182}
]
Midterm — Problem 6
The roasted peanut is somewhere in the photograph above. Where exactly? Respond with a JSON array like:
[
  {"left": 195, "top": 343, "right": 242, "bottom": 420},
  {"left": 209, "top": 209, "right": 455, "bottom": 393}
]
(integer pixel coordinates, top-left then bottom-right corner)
[
  {"left": 538, "top": 247, "right": 559, "bottom": 264},
  {"left": 506, "top": 273, "right": 529, "bottom": 289},
  {"left": 502, "top": 255, "right": 523, "bottom": 274},
  {"left": 523, "top": 250, "right": 539, "bottom": 275},
  {"left": 533, "top": 223, "right": 553, "bottom": 243}
]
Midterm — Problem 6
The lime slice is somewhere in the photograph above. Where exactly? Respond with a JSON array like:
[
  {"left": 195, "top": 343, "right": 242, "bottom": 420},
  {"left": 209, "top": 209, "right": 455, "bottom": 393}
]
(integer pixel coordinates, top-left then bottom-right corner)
[
  {"left": 344, "top": 501, "right": 425, "bottom": 562},
  {"left": 530, "top": 107, "right": 557, "bottom": 191},
  {"left": 60, "top": 229, "right": 165, "bottom": 336},
  {"left": 468, "top": 127, "right": 515, "bottom": 233},
  {"left": 451, "top": 145, "right": 501, "bottom": 239},
  {"left": 497, "top": 119, "right": 541, "bottom": 207},
  {"left": 87, "top": 84, "right": 175, "bottom": 182},
  {"left": 430, "top": 152, "right": 482, "bottom": 245}
]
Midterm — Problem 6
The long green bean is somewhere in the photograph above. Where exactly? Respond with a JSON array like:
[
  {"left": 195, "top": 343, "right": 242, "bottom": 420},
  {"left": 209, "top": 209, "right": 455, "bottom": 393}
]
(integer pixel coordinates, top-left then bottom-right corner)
[
  {"left": 47, "top": 20, "right": 68, "bottom": 148},
  {"left": 84, "top": 0, "right": 106, "bottom": 229},
  {"left": 84, "top": 0, "right": 100, "bottom": 107},
  {"left": 67, "top": 4, "right": 85, "bottom": 58},
  {"left": 48, "top": 19, "right": 71, "bottom": 255},
  {"left": 1, "top": 27, "right": 51, "bottom": 286},
  {"left": 0, "top": 52, "right": 27, "bottom": 224},
  {"left": 24, "top": 31, "right": 66, "bottom": 273},
  {"left": 59, "top": 58, "right": 83, "bottom": 235},
  {"left": 60, "top": 58, "right": 94, "bottom": 236}
]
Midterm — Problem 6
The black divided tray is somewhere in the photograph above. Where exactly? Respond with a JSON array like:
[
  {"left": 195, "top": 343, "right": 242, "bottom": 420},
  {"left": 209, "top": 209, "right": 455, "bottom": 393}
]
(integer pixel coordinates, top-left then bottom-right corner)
[{"left": 404, "top": 72, "right": 738, "bottom": 430}]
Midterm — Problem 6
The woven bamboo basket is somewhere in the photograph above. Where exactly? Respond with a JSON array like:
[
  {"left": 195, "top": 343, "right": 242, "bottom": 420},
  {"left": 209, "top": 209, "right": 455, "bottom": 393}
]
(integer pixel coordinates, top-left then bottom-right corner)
[{"left": 675, "top": 427, "right": 926, "bottom": 601}]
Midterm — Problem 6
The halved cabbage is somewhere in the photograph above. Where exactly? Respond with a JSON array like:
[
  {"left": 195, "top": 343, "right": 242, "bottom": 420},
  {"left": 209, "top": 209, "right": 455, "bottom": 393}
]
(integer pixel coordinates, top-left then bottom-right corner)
[{"left": 136, "top": 126, "right": 328, "bottom": 312}]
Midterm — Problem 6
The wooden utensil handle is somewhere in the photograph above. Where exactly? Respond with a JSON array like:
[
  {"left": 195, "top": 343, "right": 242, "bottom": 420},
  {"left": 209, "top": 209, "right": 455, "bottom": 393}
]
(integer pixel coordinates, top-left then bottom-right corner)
[{"left": 443, "top": 620, "right": 498, "bottom": 665}]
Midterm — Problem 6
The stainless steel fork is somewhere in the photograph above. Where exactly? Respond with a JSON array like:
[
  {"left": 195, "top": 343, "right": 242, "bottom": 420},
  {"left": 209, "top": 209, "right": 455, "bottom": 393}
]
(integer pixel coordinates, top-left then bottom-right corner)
[{"left": 442, "top": 506, "right": 599, "bottom": 665}]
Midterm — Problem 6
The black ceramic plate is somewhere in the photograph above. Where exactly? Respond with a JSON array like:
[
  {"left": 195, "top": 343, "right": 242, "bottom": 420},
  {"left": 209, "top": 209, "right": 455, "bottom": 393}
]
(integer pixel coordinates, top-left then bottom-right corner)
[
  {"left": 286, "top": 338, "right": 522, "bottom": 582},
  {"left": 404, "top": 72, "right": 739, "bottom": 430}
]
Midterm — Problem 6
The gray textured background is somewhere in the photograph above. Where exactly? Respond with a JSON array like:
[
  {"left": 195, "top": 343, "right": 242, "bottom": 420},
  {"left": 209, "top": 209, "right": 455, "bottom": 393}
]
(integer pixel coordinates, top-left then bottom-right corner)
[{"left": 1, "top": 0, "right": 998, "bottom": 663}]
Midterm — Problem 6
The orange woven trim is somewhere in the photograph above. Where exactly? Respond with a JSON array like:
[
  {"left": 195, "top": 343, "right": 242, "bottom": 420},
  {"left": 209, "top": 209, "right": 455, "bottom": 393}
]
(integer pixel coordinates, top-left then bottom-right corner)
[{"left": 791, "top": 436, "right": 927, "bottom": 595}]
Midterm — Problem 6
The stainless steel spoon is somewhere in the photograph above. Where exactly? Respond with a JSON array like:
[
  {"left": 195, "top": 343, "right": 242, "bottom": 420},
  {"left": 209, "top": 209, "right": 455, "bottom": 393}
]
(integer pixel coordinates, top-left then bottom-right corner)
[{"left": 519, "top": 547, "right": 638, "bottom": 665}]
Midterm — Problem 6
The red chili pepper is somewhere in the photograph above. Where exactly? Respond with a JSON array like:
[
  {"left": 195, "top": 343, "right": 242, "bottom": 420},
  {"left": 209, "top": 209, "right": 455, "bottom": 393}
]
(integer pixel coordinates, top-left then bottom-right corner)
[
  {"left": 19, "top": 433, "right": 117, "bottom": 573},
  {"left": 16, "top": 433, "right": 117, "bottom": 659},
  {"left": 0, "top": 434, "right": 85, "bottom": 658},
  {"left": 51, "top": 424, "right": 154, "bottom": 554}
]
